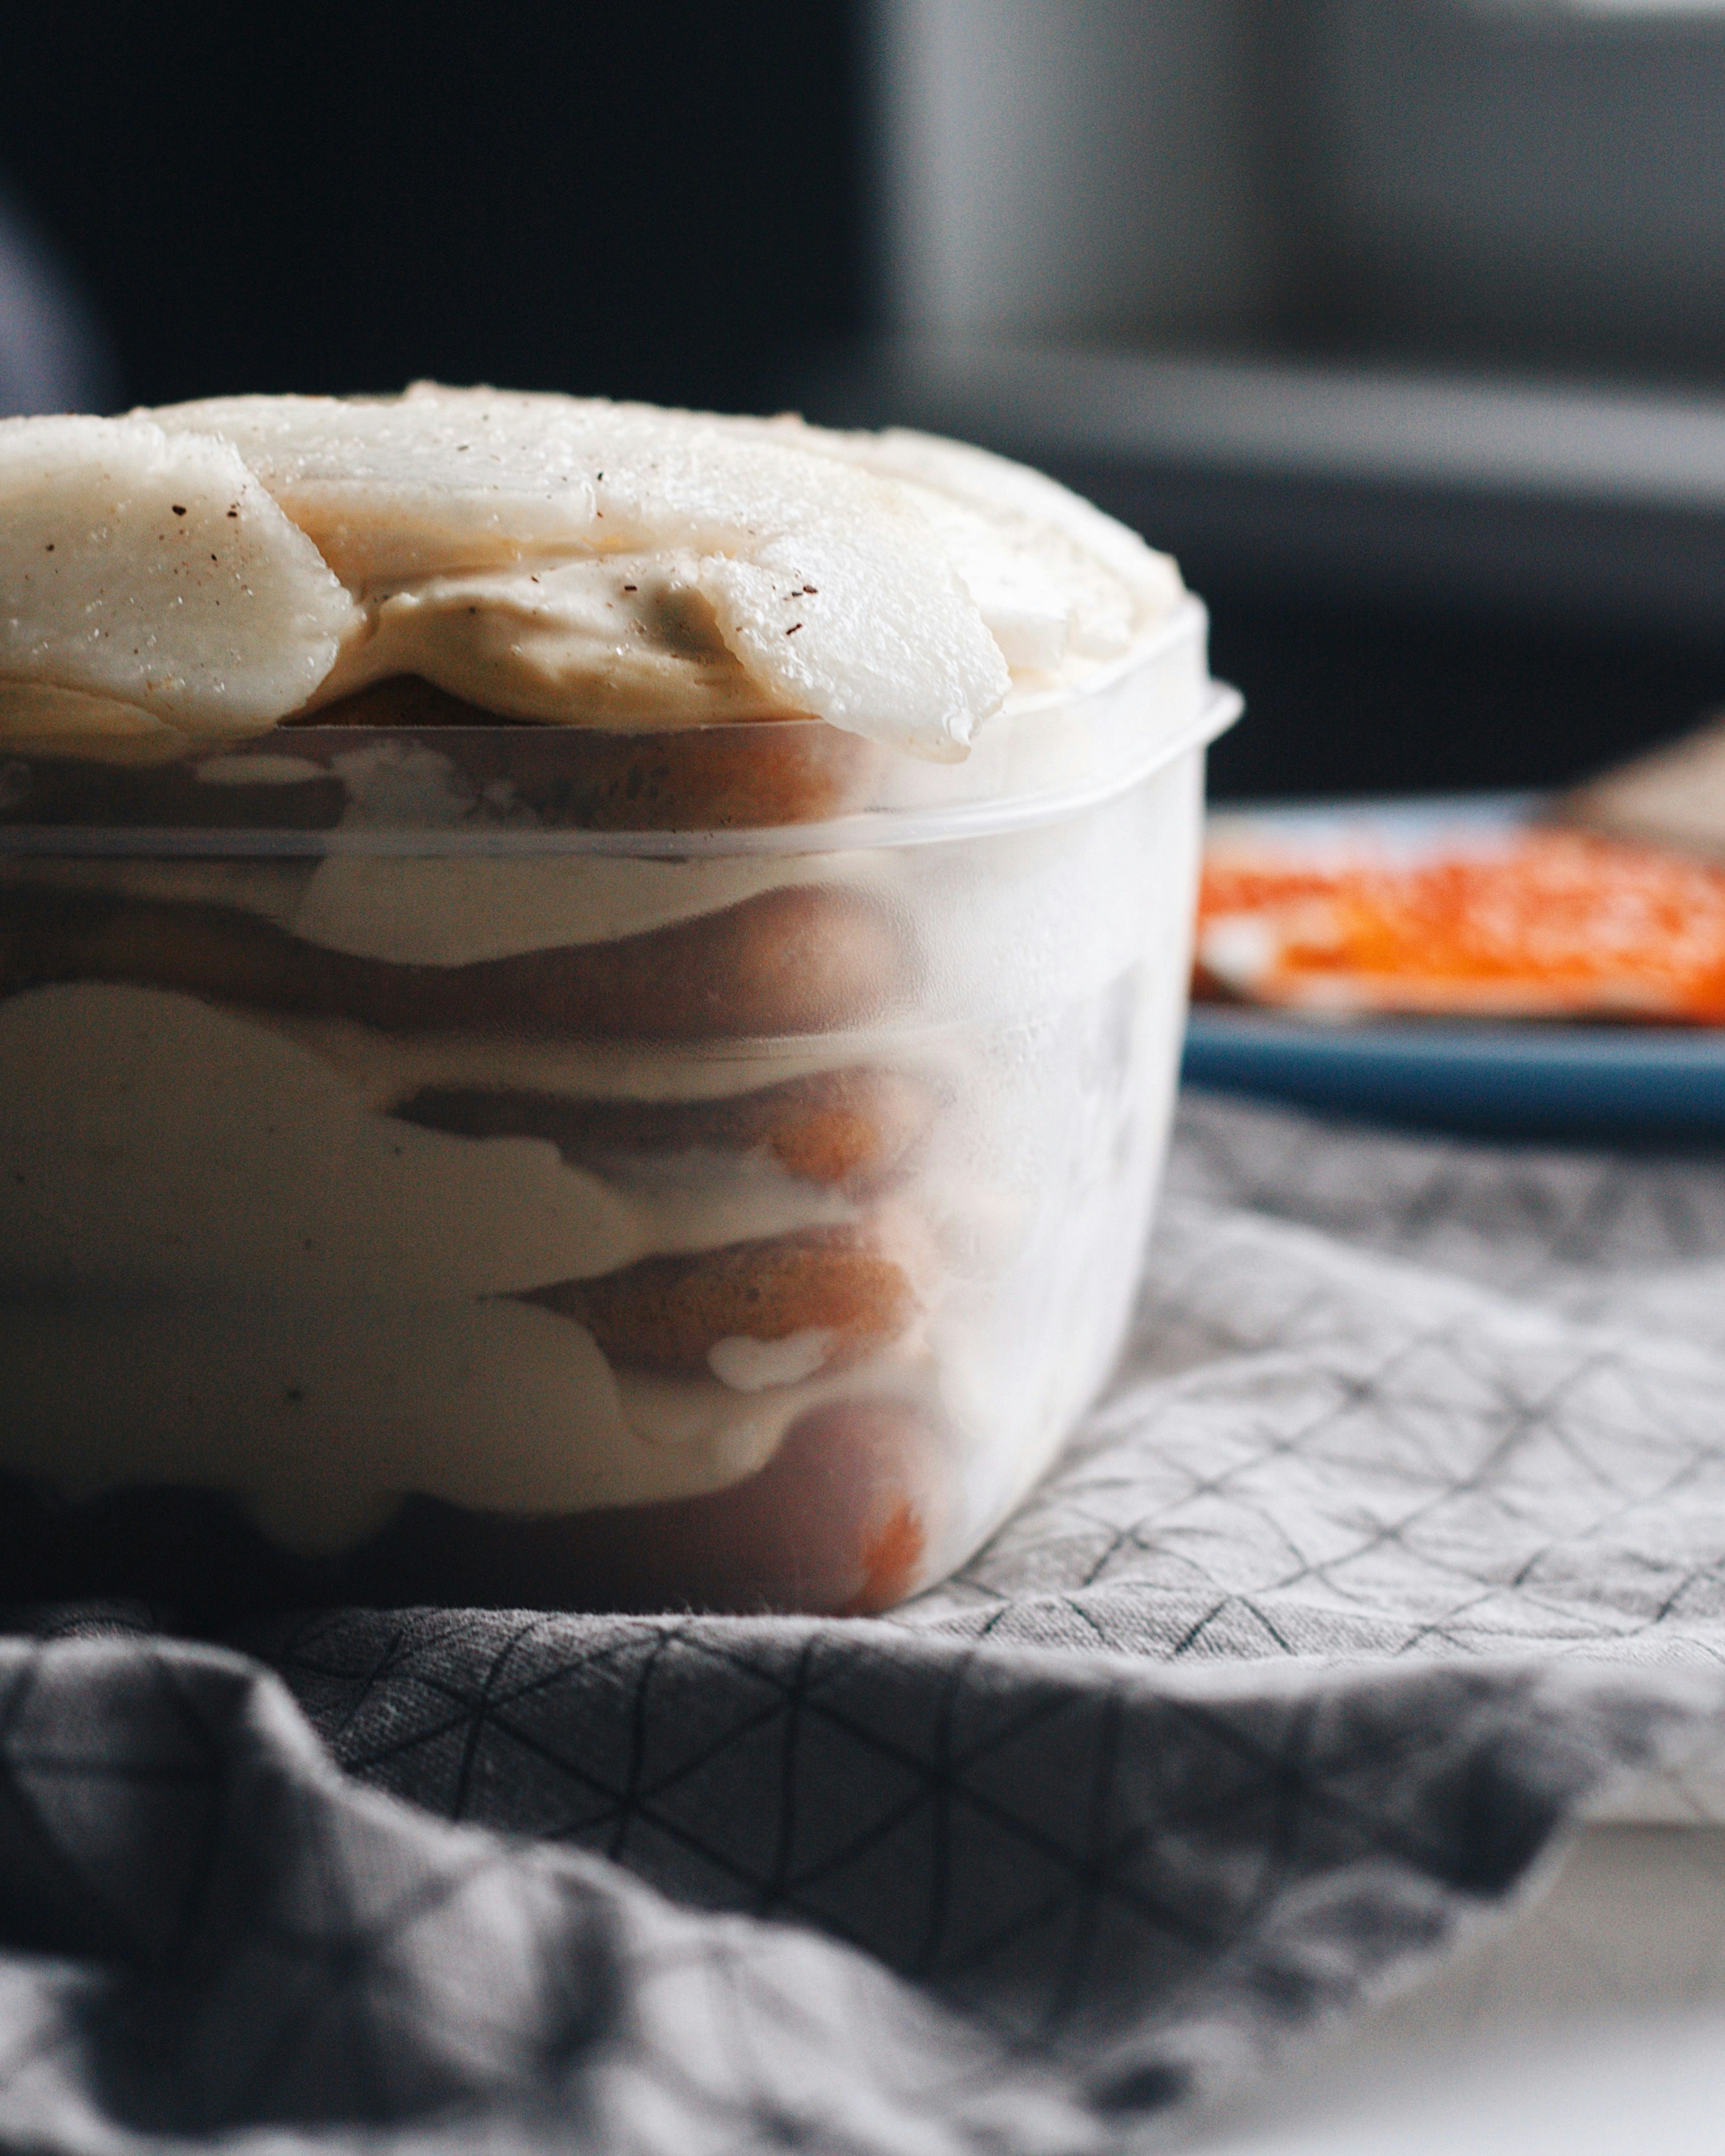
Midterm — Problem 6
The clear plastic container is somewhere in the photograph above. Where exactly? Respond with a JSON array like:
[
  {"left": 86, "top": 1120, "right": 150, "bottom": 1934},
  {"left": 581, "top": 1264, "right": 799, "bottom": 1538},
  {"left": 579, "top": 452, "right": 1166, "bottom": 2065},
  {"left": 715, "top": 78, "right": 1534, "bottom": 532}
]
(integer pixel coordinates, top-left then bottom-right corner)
[{"left": 0, "top": 598, "right": 1237, "bottom": 1615}]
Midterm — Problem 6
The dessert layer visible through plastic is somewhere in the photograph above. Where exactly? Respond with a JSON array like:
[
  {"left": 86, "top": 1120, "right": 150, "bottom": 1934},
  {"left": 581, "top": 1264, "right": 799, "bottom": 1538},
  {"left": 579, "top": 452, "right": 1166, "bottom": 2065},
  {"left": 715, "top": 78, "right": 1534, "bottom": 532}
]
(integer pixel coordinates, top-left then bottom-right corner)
[{"left": 0, "top": 391, "right": 1232, "bottom": 1613}]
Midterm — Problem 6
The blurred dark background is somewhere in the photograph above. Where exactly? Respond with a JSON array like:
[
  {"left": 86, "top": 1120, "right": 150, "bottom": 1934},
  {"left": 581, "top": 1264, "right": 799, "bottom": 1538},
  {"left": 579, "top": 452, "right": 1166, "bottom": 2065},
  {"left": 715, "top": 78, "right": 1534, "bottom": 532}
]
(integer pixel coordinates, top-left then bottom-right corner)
[
  {"left": 7, "top": 0, "right": 1725, "bottom": 800},
  {"left": 0, "top": 2, "right": 868, "bottom": 413}
]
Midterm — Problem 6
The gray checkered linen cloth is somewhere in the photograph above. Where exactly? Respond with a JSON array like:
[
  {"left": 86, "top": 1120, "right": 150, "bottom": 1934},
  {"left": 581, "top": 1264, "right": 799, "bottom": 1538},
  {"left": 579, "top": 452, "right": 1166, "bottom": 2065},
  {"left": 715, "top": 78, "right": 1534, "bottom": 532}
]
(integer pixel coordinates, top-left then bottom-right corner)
[{"left": 4, "top": 1091, "right": 1725, "bottom": 2154}]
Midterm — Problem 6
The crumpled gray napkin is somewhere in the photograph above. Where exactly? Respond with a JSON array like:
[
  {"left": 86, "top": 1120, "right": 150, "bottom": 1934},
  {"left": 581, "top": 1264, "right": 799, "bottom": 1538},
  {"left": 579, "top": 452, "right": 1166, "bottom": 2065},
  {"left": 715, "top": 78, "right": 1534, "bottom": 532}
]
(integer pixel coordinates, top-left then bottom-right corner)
[{"left": 4, "top": 1092, "right": 1724, "bottom": 2154}]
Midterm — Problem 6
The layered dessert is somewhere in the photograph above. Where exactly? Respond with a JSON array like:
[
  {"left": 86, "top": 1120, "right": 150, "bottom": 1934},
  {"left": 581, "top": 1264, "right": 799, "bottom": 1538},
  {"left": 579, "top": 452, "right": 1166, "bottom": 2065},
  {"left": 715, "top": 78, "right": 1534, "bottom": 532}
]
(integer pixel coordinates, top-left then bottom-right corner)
[{"left": 0, "top": 388, "right": 1217, "bottom": 1614}]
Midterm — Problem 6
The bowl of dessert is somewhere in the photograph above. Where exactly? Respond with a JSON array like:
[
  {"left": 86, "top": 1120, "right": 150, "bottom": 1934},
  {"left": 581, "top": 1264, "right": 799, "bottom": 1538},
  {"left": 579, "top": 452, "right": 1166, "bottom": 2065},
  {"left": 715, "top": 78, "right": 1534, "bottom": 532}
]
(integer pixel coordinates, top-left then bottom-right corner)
[{"left": 0, "top": 388, "right": 1236, "bottom": 1613}]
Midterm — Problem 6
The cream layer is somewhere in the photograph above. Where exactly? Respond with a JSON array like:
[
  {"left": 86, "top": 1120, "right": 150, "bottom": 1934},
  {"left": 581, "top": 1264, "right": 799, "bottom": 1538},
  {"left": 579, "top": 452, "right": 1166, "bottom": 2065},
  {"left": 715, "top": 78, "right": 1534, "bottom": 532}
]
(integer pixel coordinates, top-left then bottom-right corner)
[
  {"left": 0, "top": 783, "right": 1147, "bottom": 1030},
  {"left": 0, "top": 963, "right": 1160, "bottom": 1563},
  {"left": 0, "top": 979, "right": 951, "bottom": 1549},
  {"left": 259, "top": 1015, "right": 904, "bottom": 1116},
  {"left": 0, "top": 847, "right": 897, "bottom": 968},
  {"left": 308, "top": 555, "right": 788, "bottom": 725},
  {"left": 0, "top": 1294, "right": 935, "bottom": 1552},
  {"left": 0, "top": 985, "right": 862, "bottom": 1300}
]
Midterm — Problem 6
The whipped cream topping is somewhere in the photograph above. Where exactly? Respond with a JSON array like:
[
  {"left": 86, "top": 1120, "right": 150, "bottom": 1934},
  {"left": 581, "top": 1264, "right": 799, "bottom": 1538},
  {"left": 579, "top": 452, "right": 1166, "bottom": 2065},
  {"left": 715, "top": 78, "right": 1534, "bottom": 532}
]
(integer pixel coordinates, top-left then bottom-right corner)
[{"left": 0, "top": 389, "right": 1181, "bottom": 762}]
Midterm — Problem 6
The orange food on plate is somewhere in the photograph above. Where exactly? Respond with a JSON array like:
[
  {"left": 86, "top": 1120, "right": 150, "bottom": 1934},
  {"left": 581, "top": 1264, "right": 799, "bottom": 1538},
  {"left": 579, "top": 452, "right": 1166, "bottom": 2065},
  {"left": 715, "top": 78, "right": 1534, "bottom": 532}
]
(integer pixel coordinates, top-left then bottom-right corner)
[{"left": 1195, "top": 824, "right": 1725, "bottom": 1023}]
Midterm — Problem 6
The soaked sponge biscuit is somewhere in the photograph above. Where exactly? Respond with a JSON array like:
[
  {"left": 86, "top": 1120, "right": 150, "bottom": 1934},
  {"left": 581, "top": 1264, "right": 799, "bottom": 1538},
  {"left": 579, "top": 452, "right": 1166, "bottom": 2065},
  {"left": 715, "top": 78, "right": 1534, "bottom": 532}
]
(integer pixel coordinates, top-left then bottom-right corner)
[
  {"left": 291, "top": 675, "right": 884, "bottom": 829},
  {"left": 530, "top": 1223, "right": 923, "bottom": 1377},
  {"left": 0, "top": 878, "right": 906, "bottom": 1041},
  {"left": 393, "top": 1065, "right": 935, "bottom": 1195}
]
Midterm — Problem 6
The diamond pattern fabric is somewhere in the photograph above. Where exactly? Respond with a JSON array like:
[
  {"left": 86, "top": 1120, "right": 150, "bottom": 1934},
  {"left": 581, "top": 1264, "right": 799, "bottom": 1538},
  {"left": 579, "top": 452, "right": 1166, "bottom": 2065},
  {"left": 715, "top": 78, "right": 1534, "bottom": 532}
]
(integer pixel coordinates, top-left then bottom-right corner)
[
  {"left": 2, "top": 1092, "right": 1724, "bottom": 2151},
  {"left": 914, "top": 1096, "right": 1725, "bottom": 1663}
]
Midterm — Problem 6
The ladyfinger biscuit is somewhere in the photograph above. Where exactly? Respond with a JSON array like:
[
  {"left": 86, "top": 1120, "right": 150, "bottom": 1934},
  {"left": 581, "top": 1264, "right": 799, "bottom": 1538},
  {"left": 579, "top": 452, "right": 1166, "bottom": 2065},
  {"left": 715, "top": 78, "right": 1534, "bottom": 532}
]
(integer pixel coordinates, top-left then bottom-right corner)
[
  {"left": 0, "top": 878, "right": 905, "bottom": 1040},
  {"left": 528, "top": 1224, "right": 920, "bottom": 1377},
  {"left": 393, "top": 1065, "right": 934, "bottom": 1195},
  {"left": 0, "top": 750, "right": 345, "bottom": 831},
  {"left": 287, "top": 675, "right": 883, "bottom": 828}
]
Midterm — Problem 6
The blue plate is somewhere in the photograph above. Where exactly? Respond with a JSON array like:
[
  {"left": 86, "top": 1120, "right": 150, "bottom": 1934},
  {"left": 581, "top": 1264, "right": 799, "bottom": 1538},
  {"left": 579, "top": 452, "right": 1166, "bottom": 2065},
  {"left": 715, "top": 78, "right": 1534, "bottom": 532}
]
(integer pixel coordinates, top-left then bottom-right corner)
[
  {"left": 1180, "top": 794, "right": 1725, "bottom": 1141},
  {"left": 1183, "top": 1008, "right": 1725, "bottom": 1141}
]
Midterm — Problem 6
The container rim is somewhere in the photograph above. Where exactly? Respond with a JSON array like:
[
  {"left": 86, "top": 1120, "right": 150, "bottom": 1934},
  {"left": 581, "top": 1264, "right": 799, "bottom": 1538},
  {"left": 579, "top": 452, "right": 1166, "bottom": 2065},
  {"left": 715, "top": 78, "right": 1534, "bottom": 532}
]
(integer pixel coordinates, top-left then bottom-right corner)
[{"left": 0, "top": 608, "right": 1240, "bottom": 860}]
